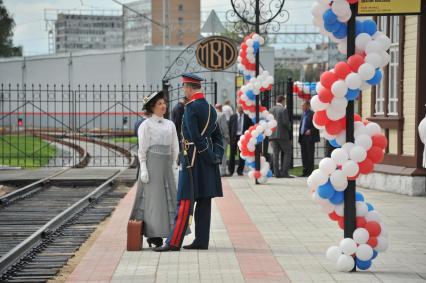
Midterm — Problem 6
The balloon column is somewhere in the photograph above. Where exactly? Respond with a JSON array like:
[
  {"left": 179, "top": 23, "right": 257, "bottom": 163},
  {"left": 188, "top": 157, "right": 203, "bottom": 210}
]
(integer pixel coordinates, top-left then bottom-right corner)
[
  {"left": 310, "top": 0, "right": 389, "bottom": 271},
  {"left": 293, "top": 81, "right": 317, "bottom": 101},
  {"left": 236, "top": 33, "right": 276, "bottom": 183}
]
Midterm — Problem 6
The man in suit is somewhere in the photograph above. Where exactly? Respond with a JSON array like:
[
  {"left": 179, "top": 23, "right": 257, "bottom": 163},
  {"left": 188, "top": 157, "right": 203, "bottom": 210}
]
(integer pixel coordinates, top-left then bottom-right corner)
[
  {"left": 215, "top": 103, "right": 230, "bottom": 177},
  {"left": 269, "top": 95, "right": 293, "bottom": 178},
  {"left": 228, "top": 105, "right": 253, "bottom": 176},
  {"left": 298, "top": 100, "right": 320, "bottom": 177},
  {"left": 155, "top": 73, "right": 223, "bottom": 252}
]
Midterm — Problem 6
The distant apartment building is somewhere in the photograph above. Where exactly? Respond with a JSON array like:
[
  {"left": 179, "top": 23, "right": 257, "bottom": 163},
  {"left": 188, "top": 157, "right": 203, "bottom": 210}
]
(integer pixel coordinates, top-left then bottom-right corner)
[
  {"left": 55, "top": 13, "right": 123, "bottom": 53},
  {"left": 123, "top": 0, "right": 152, "bottom": 48}
]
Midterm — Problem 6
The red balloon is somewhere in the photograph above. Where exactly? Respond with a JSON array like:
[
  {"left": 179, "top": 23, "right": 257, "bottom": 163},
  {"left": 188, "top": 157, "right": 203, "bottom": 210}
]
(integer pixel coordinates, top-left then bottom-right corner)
[
  {"left": 347, "top": 0, "right": 359, "bottom": 4},
  {"left": 348, "top": 172, "right": 359, "bottom": 180},
  {"left": 241, "top": 42, "right": 247, "bottom": 50},
  {"left": 318, "top": 88, "right": 334, "bottom": 103},
  {"left": 356, "top": 217, "right": 367, "bottom": 228},
  {"left": 334, "top": 62, "right": 352, "bottom": 80},
  {"left": 367, "top": 146, "right": 384, "bottom": 163},
  {"left": 313, "top": 110, "right": 329, "bottom": 126},
  {"left": 253, "top": 170, "right": 261, "bottom": 179},
  {"left": 338, "top": 217, "right": 344, "bottom": 229},
  {"left": 293, "top": 84, "right": 300, "bottom": 93},
  {"left": 339, "top": 117, "right": 347, "bottom": 129},
  {"left": 365, "top": 221, "right": 381, "bottom": 237},
  {"left": 367, "top": 237, "right": 378, "bottom": 248},
  {"left": 329, "top": 211, "right": 339, "bottom": 221},
  {"left": 372, "top": 134, "right": 388, "bottom": 150},
  {"left": 348, "top": 54, "right": 365, "bottom": 72},
  {"left": 358, "top": 158, "right": 374, "bottom": 174},
  {"left": 320, "top": 71, "right": 338, "bottom": 89},
  {"left": 354, "top": 113, "right": 362, "bottom": 122},
  {"left": 326, "top": 120, "right": 343, "bottom": 135}
]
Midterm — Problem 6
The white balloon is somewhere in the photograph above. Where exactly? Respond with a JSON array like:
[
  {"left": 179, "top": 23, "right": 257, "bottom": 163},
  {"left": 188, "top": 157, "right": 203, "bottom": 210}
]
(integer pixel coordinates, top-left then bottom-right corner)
[
  {"left": 319, "top": 158, "right": 337, "bottom": 175},
  {"left": 331, "top": 148, "right": 349, "bottom": 165},
  {"left": 366, "top": 122, "right": 382, "bottom": 136},
  {"left": 341, "top": 142, "right": 355, "bottom": 154},
  {"left": 381, "top": 51, "right": 390, "bottom": 67},
  {"left": 356, "top": 201, "right": 369, "bottom": 217},
  {"left": 332, "top": 0, "right": 350, "bottom": 16},
  {"left": 330, "top": 170, "right": 348, "bottom": 191},
  {"left": 365, "top": 41, "right": 383, "bottom": 55},
  {"left": 248, "top": 170, "right": 254, "bottom": 179},
  {"left": 246, "top": 38, "right": 254, "bottom": 47},
  {"left": 365, "top": 210, "right": 381, "bottom": 223},
  {"left": 355, "top": 134, "right": 373, "bottom": 151},
  {"left": 342, "top": 160, "right": 359, "bottom": 177},
  {"left": 326, "top": 246, "right": 342, "bottom": 262},
  {"left": 331, "top": 80, "right": 349, "bottom": 98},
  {"left": 321, "top": 201, "right": 336, "bottom": 213},
  {"left": 372, "top": 30, "right": 385, "bottom": 40},
  {"left": 375, "top": 236, "right": 389, "bottom": 252},
  {"left": 377, "top": 34, "right": 391, "bottom": 50},
  {"left": 322, "top": 130, "right": 336, "bottom": 140},
  {"left": 338, "top": 11, "right": 352, "bottom": 23},
  {"left": 316, "top": 82, "right": 324, "bottom": 93},
  {"left": 335, "top": 203, "right": 344, "bottom": 216},
  {"left": 349, "top": 145, "right": 367, "bottom": 162},
  {"left": 380, "top": 223, "right": 389, "bottom": 237},
  {"left": 358, "top": 63, "right": 376, "bottom": 80},
  {"left": 331, "top": 97, "right": 348, "bottom": 109},
  {"left": 335, "top": 131, "right": 346, "bottom": 146},
  {"left": 345, "top": 73, "right": 362, "bottom": 90},
  {"left": 326, "top": 106, "right": 346, "bottom": 121},
  {"left": 311, "top": 95, "right": 329, "bottom": 112},
  {"left": 354, "top": 122, "right": 369, "bottom": 138},
  {"left": 353, "top": 228, "right": 370, "bottom": 244},
  {"left": 264, "top": 128, "right": 273, "bottom": 136},
  {"left": 337, "top": 254, "right": 355, "bottom": 272},
  {"left": 311, "top": 169, "right": 329, "bottom": 186},
  {"left": 337, "top": 41, "right": 347, "bottom": 54},
  {"left": 356, "top": 244, "right": 374, "bottom": 261},
  {"left": 365, "top": 52, "right": 383, "bottom": 68},
  {"left": 340, "top": 238, "right": 357, "bottom": 256},
  {"left": 355, "top": 33, "right": 372, "bottom": 51}
]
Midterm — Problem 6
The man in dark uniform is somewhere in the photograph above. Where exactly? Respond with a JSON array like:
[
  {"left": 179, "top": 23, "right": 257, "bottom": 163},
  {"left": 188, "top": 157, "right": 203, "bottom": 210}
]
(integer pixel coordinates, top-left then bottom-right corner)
[{"left": 154, "top": 73, "right": 224, "bottom": 252}]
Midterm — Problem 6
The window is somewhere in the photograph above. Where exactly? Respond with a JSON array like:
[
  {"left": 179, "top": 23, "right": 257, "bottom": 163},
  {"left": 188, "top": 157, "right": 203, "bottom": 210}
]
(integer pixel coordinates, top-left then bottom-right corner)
[
  {"left": 178, "top": 4, "right": 183, "bottom": 11},
  {"left": 374, "top": 16, "right": 401, "bottom": 116},
  {"left": 178, "top": 17, "right": 183, "bottom": 24}
]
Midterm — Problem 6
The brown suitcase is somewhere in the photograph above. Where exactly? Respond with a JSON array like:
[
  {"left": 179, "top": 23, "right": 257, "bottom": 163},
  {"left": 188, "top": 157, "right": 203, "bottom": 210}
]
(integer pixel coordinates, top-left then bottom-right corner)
[{"left": 127, "top": 220, "right": 143, "bottom": 251}]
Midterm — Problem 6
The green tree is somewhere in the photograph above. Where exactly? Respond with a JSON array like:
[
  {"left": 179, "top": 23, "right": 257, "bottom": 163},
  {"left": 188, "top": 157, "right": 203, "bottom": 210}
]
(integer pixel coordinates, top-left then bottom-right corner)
[
  {"left": 274, "top": 63, "right": 301, "bottom": 83},
  {"left": 0, "top": 0, "right": 22, "bottom": 57}
]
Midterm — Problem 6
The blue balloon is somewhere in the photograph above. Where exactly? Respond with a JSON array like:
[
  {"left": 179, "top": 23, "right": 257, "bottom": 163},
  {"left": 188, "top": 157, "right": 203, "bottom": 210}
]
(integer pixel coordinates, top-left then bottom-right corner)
[
  {"left": 363, "top": 19, "right": 377, "bottom": 36},
  {"left": 355, "top": 192, "right": 364, "bottom": 202},
  {"left": 244, "top": 75, "right": 251, "bottom": 81},
  {"left": 246, "top": 90, "right": 255, "bottom": 100},
  {"left": 323, "top": 9, "right": 337, "bottom": 24},
  {"left": 329, "top": 139, "right": 341, "bottom": 148},
  {"left": 330, "top": 191, "right": 344, "bottom": 205},
  {"left": 367, "top": 69, "right": 383, "bottom": 85},
  {"left": 267, "top": 170, "right": 273, "bottom": 178},
  {"left": 256, "top": 134, "right": 264, "bottom": 143},
  {"left": 346, "top": 89, "right": 360, "bottom": 101},
  {"left": 355, "top": 258, "right": 372, "bottom": 270},
  {"left": 246, "top": 161, "right": 256, "bottom": 168},
  {"left": 310, "top": 82, "right": 317, "bottom": 93},
  {"left": 333, "top": 23, "right": 347, "bottom": 39},
  {"left": 355, "top": 20, "right": 363, "bottom": 36},
  {"left": 252, "top": 117, "right": 257, "bottom": 124},
  {"left": 324, "top": 20, "right": 341, "bottom": 33},
  {"left": 317, "top": 181, "right": 336, "bottom": 199},
  {"left": 372, "top": 250, "right": 378, "bottom": 259},
  {"left": 253, "top": 41, "right": 260, "bottom": 52},
  {"left": 367, "top": 202, "right": 374, "bottom": 211}
]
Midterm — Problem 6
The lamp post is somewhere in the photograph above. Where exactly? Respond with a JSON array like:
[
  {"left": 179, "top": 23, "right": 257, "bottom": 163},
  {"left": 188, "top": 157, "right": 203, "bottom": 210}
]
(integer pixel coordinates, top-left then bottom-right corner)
[{"left": 227, "top": 0, "right": 288, "bottom": 182}]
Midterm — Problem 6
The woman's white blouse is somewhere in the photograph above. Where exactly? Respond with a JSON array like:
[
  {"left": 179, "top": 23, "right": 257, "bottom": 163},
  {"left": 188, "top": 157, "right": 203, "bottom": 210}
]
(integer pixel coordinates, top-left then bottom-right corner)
[{"left": 137, "top": 115, "right": 179, "bottom": 163}]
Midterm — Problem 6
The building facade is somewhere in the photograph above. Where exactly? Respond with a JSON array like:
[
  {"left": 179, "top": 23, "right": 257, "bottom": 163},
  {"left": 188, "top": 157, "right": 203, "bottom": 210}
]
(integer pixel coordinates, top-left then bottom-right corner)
[
  {"left": 55, "top": 13, "right": 123, "bottom": 53},
  {"left": 358, "top": 12, "right": 426, "bottom": 196}
]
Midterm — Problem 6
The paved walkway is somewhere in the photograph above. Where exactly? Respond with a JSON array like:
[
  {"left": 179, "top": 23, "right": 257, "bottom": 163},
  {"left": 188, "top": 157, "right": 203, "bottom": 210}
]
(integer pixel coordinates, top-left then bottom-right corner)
[{"left": 66, "top": 176, "right": 426, "bottom": 283}]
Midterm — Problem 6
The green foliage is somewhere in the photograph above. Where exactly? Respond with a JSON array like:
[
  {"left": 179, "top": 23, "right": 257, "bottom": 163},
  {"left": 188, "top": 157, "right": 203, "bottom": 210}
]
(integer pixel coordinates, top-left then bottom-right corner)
[
  {"left": 274, "top": 63, "right": 301, "bottom": 82},
  {"left": 110, "top": 136, "right": 138, "bottom": 144},
  {"left": 0, "top": 0, "right": 22, "bottom": 57},
  {"left": 0, "top": 135, "right": 57, "bottom": 167}
]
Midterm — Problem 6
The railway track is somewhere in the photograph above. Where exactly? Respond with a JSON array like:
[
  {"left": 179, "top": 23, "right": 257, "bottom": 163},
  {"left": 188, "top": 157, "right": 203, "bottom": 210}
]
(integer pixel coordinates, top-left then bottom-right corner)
[{"left": 0, "top": 138, "right": 137, "bottom": 282}]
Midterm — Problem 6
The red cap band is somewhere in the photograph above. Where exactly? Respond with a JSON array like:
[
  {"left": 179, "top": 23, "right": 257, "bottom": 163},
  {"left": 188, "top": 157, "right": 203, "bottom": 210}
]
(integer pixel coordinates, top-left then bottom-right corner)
[{"left": 182, "top": 77, "right": 201, "bottom": 84}]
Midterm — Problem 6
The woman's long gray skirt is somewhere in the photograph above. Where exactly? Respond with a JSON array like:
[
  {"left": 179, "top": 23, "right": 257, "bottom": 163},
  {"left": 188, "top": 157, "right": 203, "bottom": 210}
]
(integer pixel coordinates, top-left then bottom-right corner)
[{"left": 130, "top": 145, "right": 177, "bottom": 238}]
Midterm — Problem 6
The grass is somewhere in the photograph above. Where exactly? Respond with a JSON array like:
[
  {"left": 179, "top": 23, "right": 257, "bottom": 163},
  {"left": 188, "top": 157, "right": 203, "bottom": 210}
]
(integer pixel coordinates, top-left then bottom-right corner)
[
  {"left": 289, "top": 165, "right": 319, "bottom": 176},
  {"left": 109, "top": 136, "right": 138, "bottom": 144},
  {"left": 0, "top": 135, "right": 57, "bottom": 167}
]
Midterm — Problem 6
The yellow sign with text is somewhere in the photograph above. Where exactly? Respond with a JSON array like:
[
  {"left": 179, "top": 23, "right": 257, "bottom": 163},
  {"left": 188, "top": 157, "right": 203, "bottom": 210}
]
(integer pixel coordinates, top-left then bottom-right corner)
[{"left": 358, "top": 0, "right": 422, "bottom": 15}]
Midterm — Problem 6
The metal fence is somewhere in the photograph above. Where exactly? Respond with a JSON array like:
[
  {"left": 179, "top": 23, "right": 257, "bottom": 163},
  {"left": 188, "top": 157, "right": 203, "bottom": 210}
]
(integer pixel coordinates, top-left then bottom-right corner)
[
  {"left": 0, "top": 81, "right": 217, "bottom": 168},
  {"left": 269, "top": 79, "right": 327, "bottom": 167}
]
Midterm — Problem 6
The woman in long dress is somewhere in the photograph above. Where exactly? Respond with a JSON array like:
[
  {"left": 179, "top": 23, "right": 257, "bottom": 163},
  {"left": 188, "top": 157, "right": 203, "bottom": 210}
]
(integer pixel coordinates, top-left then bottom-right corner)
[{"left": 130, "top": 91, "right": 179, "bottom": 248}]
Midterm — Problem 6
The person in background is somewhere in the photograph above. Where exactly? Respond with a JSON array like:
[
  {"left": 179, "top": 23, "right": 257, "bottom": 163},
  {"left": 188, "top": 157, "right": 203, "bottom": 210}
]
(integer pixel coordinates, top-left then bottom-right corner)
[
  {"left": 269, "top": 95, "right": 293, "bottom": 178},
  {"left": 228, "top": 105, "right": 253, "bottom": 176},
  {"left": 222, "top": 99, "right": 233, "bottom": 123},
  {"left": 298, "top": 100, "right": 320, "bottom": 177},
  {"left": 130, "top": 91, "right": 179, "bottom": 249},
  {"left": 215, "top": 103, "right": 230, "bottom": 177}
]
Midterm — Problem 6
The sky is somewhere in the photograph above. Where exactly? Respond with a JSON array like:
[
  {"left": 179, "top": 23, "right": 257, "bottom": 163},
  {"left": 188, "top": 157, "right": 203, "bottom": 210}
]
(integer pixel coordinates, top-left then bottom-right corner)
[{"left": 3, "top": 0, "right": 314, "bottom": 56}]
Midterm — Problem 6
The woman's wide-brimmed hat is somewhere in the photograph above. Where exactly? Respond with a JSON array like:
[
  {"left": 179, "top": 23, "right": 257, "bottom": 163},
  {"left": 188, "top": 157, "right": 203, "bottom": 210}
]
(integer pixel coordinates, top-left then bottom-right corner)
[{"left": 143, "top": 90, "right": 164, "bottom": 110}]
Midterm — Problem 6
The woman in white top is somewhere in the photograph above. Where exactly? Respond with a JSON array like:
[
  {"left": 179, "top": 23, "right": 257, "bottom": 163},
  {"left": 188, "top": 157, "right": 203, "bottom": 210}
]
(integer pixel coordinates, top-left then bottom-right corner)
[{"left": 129, "top": 91, "right": 179, "bottom": 249}]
